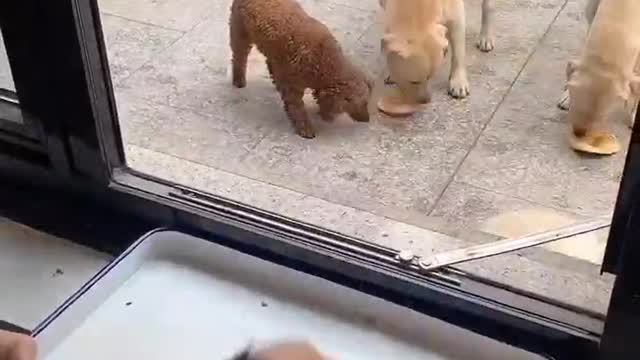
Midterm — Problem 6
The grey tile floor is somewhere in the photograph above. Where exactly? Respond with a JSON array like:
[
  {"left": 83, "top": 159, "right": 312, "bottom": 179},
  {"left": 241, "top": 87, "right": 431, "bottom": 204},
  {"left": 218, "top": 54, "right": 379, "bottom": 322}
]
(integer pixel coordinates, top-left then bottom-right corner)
[
  {"left": 105, "top": 0, "right": 618, "bottom": 253},
  {"left": 0, "top": 0, "right": 622, "bottom": 312}
]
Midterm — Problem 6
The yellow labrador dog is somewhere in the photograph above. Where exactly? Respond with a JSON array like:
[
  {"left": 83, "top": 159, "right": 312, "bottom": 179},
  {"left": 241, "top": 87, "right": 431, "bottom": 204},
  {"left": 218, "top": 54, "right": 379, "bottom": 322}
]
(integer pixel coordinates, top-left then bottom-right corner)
[
  {"left": 380, "top": 0, "right": 495, "bottom": 102},
  {"left": 561, "top": 0, "right": 640, "bottom": 155}
]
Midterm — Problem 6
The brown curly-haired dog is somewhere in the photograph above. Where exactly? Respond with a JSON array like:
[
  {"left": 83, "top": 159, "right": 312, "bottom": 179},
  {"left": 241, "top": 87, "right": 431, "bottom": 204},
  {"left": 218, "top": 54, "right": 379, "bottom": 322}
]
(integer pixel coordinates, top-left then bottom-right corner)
[{"left": 230, "top": 0, "right": 373, "bottom": 138}]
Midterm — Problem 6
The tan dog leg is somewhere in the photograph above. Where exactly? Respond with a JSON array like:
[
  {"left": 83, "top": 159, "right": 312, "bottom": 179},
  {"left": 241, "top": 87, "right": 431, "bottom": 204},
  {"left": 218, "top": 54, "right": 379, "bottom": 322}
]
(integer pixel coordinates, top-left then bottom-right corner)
[
  {"left": 626, "top": 60, "right": 640, "bottom": 128},
  {"left": 275, "top": 77, "right": 315, "bottom": 138},
  {"left": 477, "top": 0, "right": 495, "bottom": 52},
  {"left": 558, "top": 0, "right": 600, "bottom": 110},
  {"left": 230, "top": 15, "right": 252, "bottom": 88},
  {"left": 624, "top": 95, "right": 639, "bottom": 129},
  {"left": 447, "top": 0, "right": 470, "bottom": 98}
]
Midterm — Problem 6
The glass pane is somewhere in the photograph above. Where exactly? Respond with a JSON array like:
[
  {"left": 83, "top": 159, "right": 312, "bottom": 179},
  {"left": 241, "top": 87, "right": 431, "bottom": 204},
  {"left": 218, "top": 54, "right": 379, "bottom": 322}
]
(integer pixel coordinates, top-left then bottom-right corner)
[
  {"left": 98, "top": 0, "right": 621, "bottom": 317},
  {"left": 0, "top": 27, "right": 21, "bottom": 125},
  {"left": 0, "top": 28, "right": 15, "bottom": 93}
]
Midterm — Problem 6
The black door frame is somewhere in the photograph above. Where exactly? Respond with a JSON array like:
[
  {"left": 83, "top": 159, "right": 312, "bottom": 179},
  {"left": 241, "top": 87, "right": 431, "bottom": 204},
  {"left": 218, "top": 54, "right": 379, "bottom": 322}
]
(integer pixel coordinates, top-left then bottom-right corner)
[
  {"left": 0, "top": 2, "right": 74, "bottom": 174},
  {"left": 598, "top": 117, "right": 640, "bottom": 359}
]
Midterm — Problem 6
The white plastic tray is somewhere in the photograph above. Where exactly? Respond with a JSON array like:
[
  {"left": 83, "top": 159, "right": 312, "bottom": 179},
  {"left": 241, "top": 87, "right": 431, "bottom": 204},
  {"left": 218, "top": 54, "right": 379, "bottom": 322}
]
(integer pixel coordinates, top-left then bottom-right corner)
[{"left": 35, "top": 230, "right": 545, "bottom": 360}]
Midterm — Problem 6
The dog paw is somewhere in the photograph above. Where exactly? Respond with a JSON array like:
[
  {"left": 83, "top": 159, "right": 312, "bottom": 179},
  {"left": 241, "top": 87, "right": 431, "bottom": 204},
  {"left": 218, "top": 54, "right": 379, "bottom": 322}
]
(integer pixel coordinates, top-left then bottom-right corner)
[
  {"left": 448, "top": 74, "right": 470, "bottom": 99},
  {"left": 557, "top": 89, "right": 570, "bottom": 110},
  {"left": 295, "top": 125, "right": 316, "bottom": 139},
  {"left": 476, "top": 35, "right": 495, "bottom": 52},
  {"left": 232, "top": 78, "right": 247, "bottom": 88}
]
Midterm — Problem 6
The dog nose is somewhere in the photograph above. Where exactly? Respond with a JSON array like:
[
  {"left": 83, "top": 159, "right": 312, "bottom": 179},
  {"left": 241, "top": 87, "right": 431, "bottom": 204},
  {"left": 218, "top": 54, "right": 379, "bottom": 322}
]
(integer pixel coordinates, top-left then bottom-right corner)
[{"left": 353, "top": 111, "right": 370, "bottom": 122}]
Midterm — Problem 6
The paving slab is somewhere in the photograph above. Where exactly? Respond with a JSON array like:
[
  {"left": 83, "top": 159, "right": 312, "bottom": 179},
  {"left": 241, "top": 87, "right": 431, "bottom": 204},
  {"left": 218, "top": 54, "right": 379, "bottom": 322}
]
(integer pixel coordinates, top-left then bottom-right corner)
[
  {"left": 431, "top": 180, "right": 609, "bottom": 265},
  {"left": 98, "top": 0, "right": 220, "bottom": 31},
  {"left": 100, "top": 14, "right": 183, "bottom": 84},
  {"left": 454, "top": 0, "right": 628, "bottom": 219},
  {"left": 115, "top": 89, "right": 271, "bottom": 167},
  {"left": 117, "top": 17, "right": 273, "bottom": 116},
  {"left": 456, "top": 106, "right": 626, "bottom": 217}
]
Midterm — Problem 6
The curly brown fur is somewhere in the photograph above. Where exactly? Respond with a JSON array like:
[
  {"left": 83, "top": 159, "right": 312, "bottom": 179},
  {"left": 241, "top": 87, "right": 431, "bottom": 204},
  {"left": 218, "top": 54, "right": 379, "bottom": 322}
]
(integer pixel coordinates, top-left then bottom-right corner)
[{"left": 230, "top": 0, "right": 373, "bottom": 138}]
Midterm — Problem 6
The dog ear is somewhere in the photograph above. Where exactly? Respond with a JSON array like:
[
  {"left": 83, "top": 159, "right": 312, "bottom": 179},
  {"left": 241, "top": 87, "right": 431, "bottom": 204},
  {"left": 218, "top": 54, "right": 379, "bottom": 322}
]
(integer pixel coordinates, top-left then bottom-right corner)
[
  {"left": 566, "top": 60, "right": 579, "bottom": 80},
  {"left": 427, "top": 24, "right": 449, "bottom": 58},
  {"left": 433, "top": 24, "right": 448, "bottom": 44},
  {"left": 382, "top": 34, "right": 412, "bottom": 58}
]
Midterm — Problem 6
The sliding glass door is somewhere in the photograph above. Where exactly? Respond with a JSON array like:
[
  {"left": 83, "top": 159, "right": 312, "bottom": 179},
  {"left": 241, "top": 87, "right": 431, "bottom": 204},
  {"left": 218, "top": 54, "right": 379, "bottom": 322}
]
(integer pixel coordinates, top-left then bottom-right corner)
[{"left": 2, "top": 0, "right": 640, "bottom": 358}]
